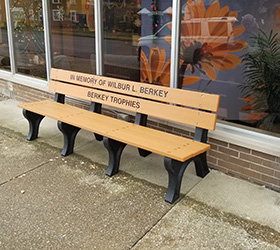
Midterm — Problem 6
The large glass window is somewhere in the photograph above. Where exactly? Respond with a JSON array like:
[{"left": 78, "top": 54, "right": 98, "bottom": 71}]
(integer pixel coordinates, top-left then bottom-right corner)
[
  {"left": 0, "top": 0, "right": 10, "bottom": 71},
  {"left": 178, "top": 0, "right": 280, "bottom": 135},
  {"left": 2, "top": 0, "right": 278, "bottom": 136},
  {"left": 103, "top": 0, "right": 172, "bottom": 85},
  {"left": 10, "top": 0, "right": 46, "bottom": 78},
  {"left": 50, "top": 0, "right": 95, "bottom": 74}
]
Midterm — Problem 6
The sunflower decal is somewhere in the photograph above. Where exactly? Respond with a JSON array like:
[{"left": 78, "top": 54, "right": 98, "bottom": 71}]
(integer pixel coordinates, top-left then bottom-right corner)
[
  {"left": 165, "top": 0, "right": 247, "bottom": 86},
  {"left": 140, "top": 47, "right": 199, "bottom": 87}
]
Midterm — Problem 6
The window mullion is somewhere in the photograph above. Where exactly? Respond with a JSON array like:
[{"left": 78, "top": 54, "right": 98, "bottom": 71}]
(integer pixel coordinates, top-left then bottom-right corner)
[
  {"left": 4, "top": 0, "right": 16, "bottom": 74},
  {"left": 94, "top": 0, "right": 104, "bottom": 75},
  {"left": 42, "top": 0, "right": 52, "bottom": 81},
  {"left": 170, "top": 0, "right": 182, "bottom": 89}
]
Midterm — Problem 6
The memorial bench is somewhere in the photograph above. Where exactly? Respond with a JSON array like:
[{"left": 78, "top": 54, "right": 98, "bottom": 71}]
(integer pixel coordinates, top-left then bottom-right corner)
[{"left": 18, "top": 68, "right": 220, "bottom": 203}]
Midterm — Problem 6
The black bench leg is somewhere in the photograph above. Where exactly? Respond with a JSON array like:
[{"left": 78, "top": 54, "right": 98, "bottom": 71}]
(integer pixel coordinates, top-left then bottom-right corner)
[
  {"left": 164, "top": 157, "right": 192, "bottom": 204},
  {"left": 138, "top": 148, "right": 152, "bottom": 157},
  {"left": 103, "top": 137, "right": 126, "bottom": 177},
  {"left": 193, "top": 152, "right": 210, "bottom": 178},
  {"left": 58, "top": 121, "right": 81, "bottom": 156},
  {"left": 23, "top": 110, "right": 44, "bottom": 141},
  {"left": 94, "top": 133, "right": 103, "bottom": 141}
]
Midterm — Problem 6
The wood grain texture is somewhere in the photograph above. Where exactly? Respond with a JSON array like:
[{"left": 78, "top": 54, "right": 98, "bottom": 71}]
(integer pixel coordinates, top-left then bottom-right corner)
[{"left": 18, "top": 100, "right": 210, "bottom": 162}]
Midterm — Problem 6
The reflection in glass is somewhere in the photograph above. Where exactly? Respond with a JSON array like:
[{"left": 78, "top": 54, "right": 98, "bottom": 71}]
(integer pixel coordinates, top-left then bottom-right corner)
[
  {"left": 179, "top": 0, "right": 280, "bottom": 134},
  {"left": 103, "top": 1, "right": 172, "bottom": 85},
  {"left": 0, "top": 0, "right": 10, "bottom": 71},
  {"left": 10, "top": 0, "right": 46, "bottom": 78},
  {"left": 50, "top": 1, "right": 95, "bottom": 74},
  {"left": 178, "top": 0, "right": 248, "bottom": 123}
]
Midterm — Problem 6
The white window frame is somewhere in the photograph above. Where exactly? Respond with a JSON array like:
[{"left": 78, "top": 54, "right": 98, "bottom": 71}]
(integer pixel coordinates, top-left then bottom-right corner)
[
  {"left": 52, "top": 9, "right": 60, "bottom": 21},
  {"left": 52, "top": 0, "right": 61, "bottom": 4},
  {"left": 70, "top": 10, "right": 77, "bottom": 22}
]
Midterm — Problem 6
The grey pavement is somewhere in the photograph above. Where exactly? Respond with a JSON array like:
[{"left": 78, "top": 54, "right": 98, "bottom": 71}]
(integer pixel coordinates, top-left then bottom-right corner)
[{"left": 0, "top": 96, "right": 279, "bottom": 249}]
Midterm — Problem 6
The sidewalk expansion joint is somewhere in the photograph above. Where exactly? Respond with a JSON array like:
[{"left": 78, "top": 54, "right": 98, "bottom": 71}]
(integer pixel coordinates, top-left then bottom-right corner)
[
  {"left": 0, "top": 160, "right": 54, "bottom": 187},
  {"left": 130, "top": 199, "right": 180, "bottom": 249},
  {"left": 130, "top": 176, "right": 205, "bottom": 248}
]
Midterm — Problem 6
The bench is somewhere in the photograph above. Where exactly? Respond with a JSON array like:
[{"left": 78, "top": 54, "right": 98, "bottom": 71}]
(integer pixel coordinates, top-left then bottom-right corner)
[{"left": 18, "top": 68, "right": 220, "bottom": 203}]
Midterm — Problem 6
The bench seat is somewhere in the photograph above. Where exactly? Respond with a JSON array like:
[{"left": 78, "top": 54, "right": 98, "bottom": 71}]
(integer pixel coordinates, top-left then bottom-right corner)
[{"left": 18, "top": 100, "right": 210, "bottom": 162}]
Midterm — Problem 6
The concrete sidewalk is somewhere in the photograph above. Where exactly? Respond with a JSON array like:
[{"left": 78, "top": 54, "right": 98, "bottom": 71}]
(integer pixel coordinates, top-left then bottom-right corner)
[{"left": 0, "top": 96, "right": 279, "bottom": 249}]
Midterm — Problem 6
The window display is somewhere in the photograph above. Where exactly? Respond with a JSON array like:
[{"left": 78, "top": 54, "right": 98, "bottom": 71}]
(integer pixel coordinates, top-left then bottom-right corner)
[
  {"left": 177, "top": 0, "right": 280, "bottom": 134},
  {"left": 10, "top": 0, "right": 46, "bottom": 78},
  {"left": 103, "top": 0, "right": 172, "bottom": 82},
  {"left": 50, "top": 0, "right": 96, "bottom": 74},
  {"left": 0, "top": 0, "right": 10, "bottom": 71}
]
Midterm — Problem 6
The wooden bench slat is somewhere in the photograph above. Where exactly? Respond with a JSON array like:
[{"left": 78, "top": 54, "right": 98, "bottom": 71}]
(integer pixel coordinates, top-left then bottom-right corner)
[
  {"left": 49, "top": 80, "right": 218, "bottom": 131},
  {"left": 18, "top": 100, "right": 210, "bottom": 162},
  {"left": 103, "top": 123, "right": 210, "bottom": 161},
  {"left": 51, "top": 68, "right": 220, "bottom": 112}
]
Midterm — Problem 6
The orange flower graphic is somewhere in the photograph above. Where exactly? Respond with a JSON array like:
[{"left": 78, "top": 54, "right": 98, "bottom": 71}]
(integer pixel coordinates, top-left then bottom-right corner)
[
  {"left": 277, "top": 6, "right": 280, "bottom": 27},
  {"left": 242, "top": 95, "right": 267, "bottom": 121},
  {"left": 140, "top": 47, "right": 200, "bottom": 86},
  {"left": 166, "top": 0, "right": 247, "bottom": 84}
]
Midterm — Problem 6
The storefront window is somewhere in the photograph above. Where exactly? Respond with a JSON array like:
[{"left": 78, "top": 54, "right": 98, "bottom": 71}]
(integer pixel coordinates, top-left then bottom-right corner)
[
  {"left": 50, "top": 0, "right": 96, "bottom": 74},
  {"left": 0, "top": 0, "right": 10, "bottom": 71},
  {"left": 3, "top": 0, "right": 276, "bottom": 135},
  {"left": 103, "top": 0, "right": 172, "bottom": 84},
  {"left": 10, "top": 0, "right": 46, "bottom": 78},
  {"left": 176, "top": 0, "right": 280, "bottom": 134}
]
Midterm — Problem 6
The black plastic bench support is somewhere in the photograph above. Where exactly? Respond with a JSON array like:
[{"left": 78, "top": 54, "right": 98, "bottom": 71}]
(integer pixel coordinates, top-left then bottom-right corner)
[
  {"left": 194, "top": 127, "right": 208, "bottom": 143},
  {"left": 164, "top": 157, "right": 192, "bottom": 204},
  {"left": 57, "top": 121, "right": 81, "bottom": 156},
  {"left": 194, "top": 152, "right": 209, "bottom": 177},
  {"left": 54, "top": 93, "right": 65, "bottom": 104},
  {"left": 90, "top": 102, "right": 103, "bottom": 141},
  {"left": 193, "top": 127, "right": 210, "bottom": 177},
  {"left": 23, "top": 109, "right": 45, "bottom": 141},
  {"left": 103, "top": 137, "right": 126, "bottom": 177},
  {"left": 135, "top": 113, "right": 152, "bottom": 157}
]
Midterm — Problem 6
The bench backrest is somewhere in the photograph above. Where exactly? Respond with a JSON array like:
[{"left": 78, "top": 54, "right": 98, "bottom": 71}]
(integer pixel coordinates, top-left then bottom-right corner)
[{"left": 50, "top": 68, "right": 220, "bottom": 131}]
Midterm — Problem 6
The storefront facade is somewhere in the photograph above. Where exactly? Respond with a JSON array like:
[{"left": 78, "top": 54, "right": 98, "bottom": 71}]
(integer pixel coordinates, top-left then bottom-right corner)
[{"left": 0, "top": 0, "right": 279, "bottom": 191}]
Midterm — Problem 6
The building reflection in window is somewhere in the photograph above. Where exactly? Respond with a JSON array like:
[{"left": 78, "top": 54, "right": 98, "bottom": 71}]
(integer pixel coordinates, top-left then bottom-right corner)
[
  {"left": 0, "top": 0, "right": 10, "bottom": 71},
  {"left": 103, "top": 0, "right": 172, "bottom": 85},
  {"left": 10, "top": 0, "right": 46, "bottom": 78},
  {"left": 50, "top": 0, "right": 96, "bottom": 74}
]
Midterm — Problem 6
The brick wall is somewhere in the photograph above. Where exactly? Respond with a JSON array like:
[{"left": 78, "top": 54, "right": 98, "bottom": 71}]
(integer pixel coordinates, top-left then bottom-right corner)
[
  {"left": 1, "top": 80, "right": 280, "bottom": 192},
  {"left": 208, "top": 138, "right": 280, "bottom": 192}
]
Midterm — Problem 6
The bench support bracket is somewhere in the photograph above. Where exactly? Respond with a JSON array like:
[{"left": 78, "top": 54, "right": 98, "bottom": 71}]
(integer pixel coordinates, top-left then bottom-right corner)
[
  {"left": 194, "top": 152, "right": 209, "bottom": 177},
  {"left": 54, "top": 93, "right": 65, "bottom": 104},
  {"left": 23, "top": 110, "right": 44, "bottom": 141},
  {"left": 193, "top": 127, "right": 210, "bottom": 177},
  {"left": 164, "top": 157, "right": 192, "bottom": 204},
  {"left": 103, "top": 138, "right": 126, "bottom": 176},
  {"left": 90, "top": 102, "right": 103, "bottom": 141},
  {"left": 135, "top": 113, "right": 151, "bottom": 157},
  {"left": 58, "top": 121, "right": 81, "bottom": 156}
]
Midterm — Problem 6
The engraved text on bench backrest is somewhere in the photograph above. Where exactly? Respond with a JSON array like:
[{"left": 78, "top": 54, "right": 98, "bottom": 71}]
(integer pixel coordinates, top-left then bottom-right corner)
[{"left": 50, "top": 68, "right": 220, "bottom": 130}]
